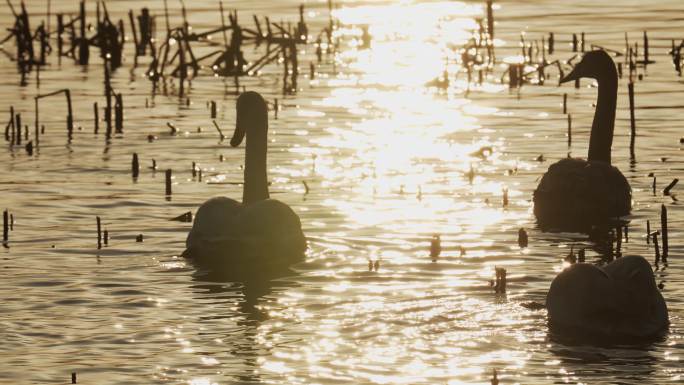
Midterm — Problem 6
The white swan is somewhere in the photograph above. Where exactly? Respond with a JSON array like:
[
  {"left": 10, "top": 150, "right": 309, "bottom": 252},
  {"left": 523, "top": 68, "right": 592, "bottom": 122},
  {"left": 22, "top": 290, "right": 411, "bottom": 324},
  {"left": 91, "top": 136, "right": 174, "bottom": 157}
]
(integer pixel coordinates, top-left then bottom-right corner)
[
  {"left": 184, "top": 92, "right": 306, "bottom": 270},
  {"left": 547, "top": 255, "right": 668, "bottom": 341},
  {"left": 534, "top": 50, "right": 631, "bottom": 232}
]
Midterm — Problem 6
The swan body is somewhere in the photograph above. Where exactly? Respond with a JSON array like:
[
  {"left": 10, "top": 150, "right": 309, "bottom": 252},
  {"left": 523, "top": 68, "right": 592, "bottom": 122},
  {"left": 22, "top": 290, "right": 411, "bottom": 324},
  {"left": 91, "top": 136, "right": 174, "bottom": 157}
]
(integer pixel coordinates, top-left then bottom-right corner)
[
  {"left": 534, "top": 158, "right": 630, "bottom": 231},
  {"left": 534, "top": 50, "right": 631, "bottom": 231},
  {"left": 547, "top": 256, "right": 668, "bottom": 342},
  {"left": 184, "top": 92, "right": 306, "bottom": 269}
]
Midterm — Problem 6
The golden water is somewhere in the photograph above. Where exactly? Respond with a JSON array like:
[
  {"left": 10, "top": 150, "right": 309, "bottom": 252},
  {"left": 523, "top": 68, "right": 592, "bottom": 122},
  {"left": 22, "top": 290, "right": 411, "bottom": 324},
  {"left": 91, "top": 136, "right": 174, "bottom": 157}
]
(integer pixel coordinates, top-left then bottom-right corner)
[{"left": 0, "top": 0, "right": 681, "bottom": 384}]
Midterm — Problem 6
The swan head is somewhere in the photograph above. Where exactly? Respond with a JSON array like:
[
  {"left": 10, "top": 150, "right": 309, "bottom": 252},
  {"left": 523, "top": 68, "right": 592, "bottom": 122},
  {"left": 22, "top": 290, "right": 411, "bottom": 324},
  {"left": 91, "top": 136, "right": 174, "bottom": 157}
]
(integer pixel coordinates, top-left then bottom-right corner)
[
  {"left": 231, "top": 91, "right": 268, "bottom": 147},
  {"left": 560, "top": 50, "right": 617, "bottom": 84}
]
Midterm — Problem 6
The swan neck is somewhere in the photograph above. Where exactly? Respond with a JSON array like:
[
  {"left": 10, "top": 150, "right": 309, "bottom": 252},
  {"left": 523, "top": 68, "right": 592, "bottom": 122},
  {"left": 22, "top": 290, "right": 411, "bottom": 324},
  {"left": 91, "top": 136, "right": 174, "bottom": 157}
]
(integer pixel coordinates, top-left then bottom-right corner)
[
  {"left": 588, "top": 75, "right": 617, "bottom": 164},
  {"left": 243, "top": 116, "right": 269, "bottom": 205}
]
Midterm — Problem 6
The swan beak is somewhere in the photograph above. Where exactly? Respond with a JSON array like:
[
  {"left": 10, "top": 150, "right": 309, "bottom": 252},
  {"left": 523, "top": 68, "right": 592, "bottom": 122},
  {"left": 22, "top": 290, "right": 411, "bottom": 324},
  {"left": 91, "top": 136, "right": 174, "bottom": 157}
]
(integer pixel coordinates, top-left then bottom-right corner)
[
  {"left": 560, "top": 66, "right": 581, "bottom": 84},
  {"left": 231, "top": 115, "right": 246, "bottom": 147}
]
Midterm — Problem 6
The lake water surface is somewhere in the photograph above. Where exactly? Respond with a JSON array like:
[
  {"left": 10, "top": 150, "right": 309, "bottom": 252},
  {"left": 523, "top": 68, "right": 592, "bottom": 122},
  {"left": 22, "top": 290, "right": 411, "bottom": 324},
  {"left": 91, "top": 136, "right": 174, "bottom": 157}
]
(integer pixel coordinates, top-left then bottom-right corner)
[{"left": 0, "top": 0, "right": 681, "bottom": 384}]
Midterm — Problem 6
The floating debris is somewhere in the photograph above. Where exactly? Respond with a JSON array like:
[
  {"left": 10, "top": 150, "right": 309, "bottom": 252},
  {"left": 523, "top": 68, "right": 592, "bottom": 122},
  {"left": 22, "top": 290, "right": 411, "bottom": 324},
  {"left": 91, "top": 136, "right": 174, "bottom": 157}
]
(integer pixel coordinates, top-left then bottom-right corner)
[{"left": 170, "top": 211, "right": 193, "bottom": 222}]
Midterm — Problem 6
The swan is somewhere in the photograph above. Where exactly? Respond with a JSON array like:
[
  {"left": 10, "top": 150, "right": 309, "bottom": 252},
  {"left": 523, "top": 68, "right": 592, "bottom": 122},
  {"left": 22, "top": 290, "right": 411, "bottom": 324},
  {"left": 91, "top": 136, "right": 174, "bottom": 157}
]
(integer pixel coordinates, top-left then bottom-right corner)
[
  {"left": 547, "top": 255, "right": 668, "bottom": 342},
  {"left": 533, "top": 50, "right": 631, "bottom": 232},
  {"left": 183, "top": 92, "right": 306, "bottom": 270}
]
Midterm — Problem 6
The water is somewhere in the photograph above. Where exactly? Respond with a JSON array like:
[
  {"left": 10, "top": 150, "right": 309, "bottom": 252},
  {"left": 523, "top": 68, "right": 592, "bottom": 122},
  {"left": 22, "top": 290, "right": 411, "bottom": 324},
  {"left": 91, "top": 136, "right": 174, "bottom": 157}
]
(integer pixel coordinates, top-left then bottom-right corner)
[{"left": 0, "top": 0, "right": 682, "bottom": 384}]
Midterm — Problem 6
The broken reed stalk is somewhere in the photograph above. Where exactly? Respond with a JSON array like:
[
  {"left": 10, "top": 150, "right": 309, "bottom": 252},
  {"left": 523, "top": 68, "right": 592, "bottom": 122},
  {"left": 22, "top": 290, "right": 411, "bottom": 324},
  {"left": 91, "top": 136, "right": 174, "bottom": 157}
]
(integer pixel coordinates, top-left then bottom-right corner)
[
  {"left": 643, "top": 31, "right": 651, "bottom": 64},
  {"left": 652, "top": 176, "right": 656, "bottom": 196},
  {"left": 15, "top": 113, "right": 21, "bottom": 145},
  {"left": 486, "top": 0, "right": 494, "bottom": 39},
  {"left": 93, "top": 102, "right": 99, "bottom": 134},
  {"left": 274, "top": 98, "right": 279, "bottom": 119},
  {"left": 78, "top": 0, "right": 89, "bottom": 65},
  {"left": 128, "top": 10, "right": 139, "bottom": 60},
  {"left": 132, "top": 153, "right": 139, "bottom": 178},
  {"left": 165, "top": 169, "right": 172, "bottom": 196},
  {"left": 34, "top": 89, "right": 74, "bottom": 140},
  {"left": 663, "top": 178, "right": 678, "bottom": 195},
  {"left": 567, "top": 114, "right": 572, "bottom": 147},
  {"left": 661, "top": 204, "right": 668, "bottom": 263},
  {"left": 3, "top": 209, "right": 8, "bottom": 244},
  {"left": 653, "top": 231, "right": 660, "bottom": 265},
  {"left": 624, "top": 225, "right": 629, "bottom": 242},
  {"left": 562, "top": 93, "right": 567, "bottom": 114},
  {"left": 96, "top": 216, "right": 102, "bottom": 249},
  {"left": 628, "top": 82, "right": 636, "bottom": 159},
  {"left": 646, "top": 219, "right": 651, "bottom": 244},
  {"left": 104, "top": 58, "right": 112, "bottom": 139},
  {"left": 114, "top": 93, "right": 123, "bottom": 133},
  {"left": 211, "top": 120, "right": 225, "bottom": 140},
  {"left": 210, "top": 101, "right": 217, "bottom": 119},
  {"left": 494, "top": 267, "right": 506, "bottom": 294},
  {"left": 4, "top": 106, "right": 13, "bottom": 142}
]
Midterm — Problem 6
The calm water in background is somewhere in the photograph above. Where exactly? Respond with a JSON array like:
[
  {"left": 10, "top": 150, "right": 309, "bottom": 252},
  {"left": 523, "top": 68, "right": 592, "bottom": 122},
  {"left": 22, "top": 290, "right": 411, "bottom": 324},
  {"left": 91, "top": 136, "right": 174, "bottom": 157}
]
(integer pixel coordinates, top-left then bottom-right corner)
[{"left": 0, "top": 0, "right": 682, "bottom": 384}]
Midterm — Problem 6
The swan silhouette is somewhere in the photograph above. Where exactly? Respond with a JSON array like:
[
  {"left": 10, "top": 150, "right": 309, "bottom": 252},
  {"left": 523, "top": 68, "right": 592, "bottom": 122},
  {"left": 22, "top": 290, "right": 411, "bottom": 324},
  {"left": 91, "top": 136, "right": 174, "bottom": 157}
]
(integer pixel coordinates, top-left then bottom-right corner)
[
  {"left": 184, "top": 92, "right": 306, "bottom": 270},
  {"left": 547, "top": 255, "right": 668, "bottom": 342},
  {"left": 534, "top": 50, "right": 631, "bottom": 232}
]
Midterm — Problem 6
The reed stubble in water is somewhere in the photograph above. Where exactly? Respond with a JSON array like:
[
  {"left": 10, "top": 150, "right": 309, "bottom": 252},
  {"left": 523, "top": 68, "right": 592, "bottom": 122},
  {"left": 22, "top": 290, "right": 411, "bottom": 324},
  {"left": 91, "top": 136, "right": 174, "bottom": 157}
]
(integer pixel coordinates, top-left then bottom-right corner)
[
  {"left": 661, "top": 204, "right": 668, "bottom": 263},
  {"left": 653, "top": 230, "right": 661, "bottom": 265},
  {"left": 518, "top": 228, "right": 528, "bottom": 248},
  {"left": 2, "top": 209, "right": 8, "bottom": 245},
  {"left": 132, "top": 153, "right": 139, "bottom": 179},
  {"left": 567, "top": 114, "right": 572, "bottom": 147},
  {"left": 628, "top": 82, "right": 636, "bottom": 159},
  {"left": 165, "top": 169, "right": 172, "bottom": 196},
  {"left": 96, "top": 216, "right": 102, "bottom": 249}
]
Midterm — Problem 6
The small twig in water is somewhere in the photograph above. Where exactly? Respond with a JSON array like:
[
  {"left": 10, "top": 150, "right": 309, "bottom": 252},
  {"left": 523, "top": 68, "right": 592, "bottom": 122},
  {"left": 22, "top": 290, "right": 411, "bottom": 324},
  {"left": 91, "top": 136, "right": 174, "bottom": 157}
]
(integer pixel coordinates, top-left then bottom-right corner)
[
  {"left": 212, "top": 120, "right": 225, "bottom": 141},
  {"left": 663, "top": 178, "right": 678, "bottom": 195}
]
